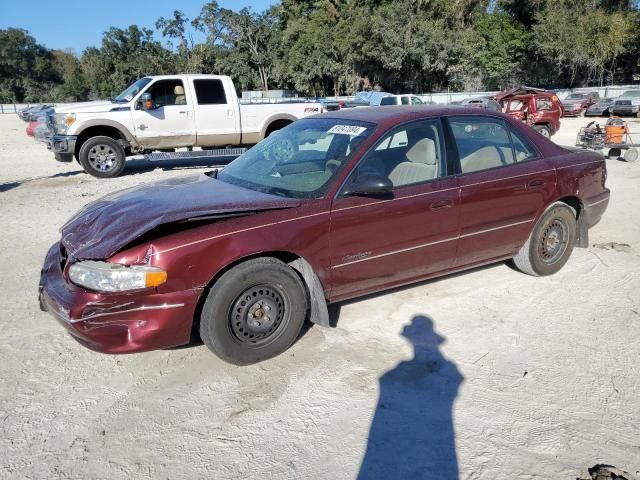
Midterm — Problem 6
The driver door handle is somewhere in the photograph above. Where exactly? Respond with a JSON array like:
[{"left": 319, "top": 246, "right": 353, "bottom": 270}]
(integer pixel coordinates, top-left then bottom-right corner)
[
  {"left": 528, "top": 179, "right": 545, "bottom": 189},
  {"left": 430, "top": 200, "right": 454, "bottom": 210}
]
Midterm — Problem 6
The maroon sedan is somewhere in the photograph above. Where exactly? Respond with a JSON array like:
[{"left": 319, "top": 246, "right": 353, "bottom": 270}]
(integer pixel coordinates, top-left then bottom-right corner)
[{"left": 39, "top": 107, "right": 610, "bottom": 365}]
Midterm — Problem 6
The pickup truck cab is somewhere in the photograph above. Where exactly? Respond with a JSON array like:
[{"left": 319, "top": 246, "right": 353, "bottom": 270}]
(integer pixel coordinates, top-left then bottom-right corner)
[
  {"left": 496, "top": 87, "right": 562, "bottom": 138},
  {"left": 46, "top": 74, "right": 323, "bottom": 178}
]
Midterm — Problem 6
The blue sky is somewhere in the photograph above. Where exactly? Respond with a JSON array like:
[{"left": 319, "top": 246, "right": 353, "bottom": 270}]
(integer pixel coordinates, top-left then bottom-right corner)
[{"left": 1, "top": 0, "right": 276, "bottom": 54}]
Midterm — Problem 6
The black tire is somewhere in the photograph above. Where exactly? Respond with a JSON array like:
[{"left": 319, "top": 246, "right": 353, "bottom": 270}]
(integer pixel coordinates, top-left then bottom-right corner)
[
  {"left": 608, "top": 147, "right": 622, "bottom": 159},
  {"left": 199, "top": 258, "right": 308, "bottom": 365},
  {"left": 78, "top": 136, "right": 126, "bottom": 178},
  {"left": 533, "top": 125, "right": 551, "bottom": 138},
  {"left": 265, "top": 120, "right": 292, "bottom": 138},
  {"left": 512, "top": 204, "right": 577, "bottom": 277}
]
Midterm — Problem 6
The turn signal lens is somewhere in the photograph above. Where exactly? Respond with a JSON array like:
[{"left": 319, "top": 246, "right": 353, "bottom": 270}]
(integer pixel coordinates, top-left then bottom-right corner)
[{"left": 145, "top": 271, "right": 167, "bottom": 288}]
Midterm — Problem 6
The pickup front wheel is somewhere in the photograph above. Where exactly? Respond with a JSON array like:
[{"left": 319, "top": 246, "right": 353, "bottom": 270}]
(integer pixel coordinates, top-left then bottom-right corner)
[{"left": 78, "top": 136, "right": 126, "bottom": 178}]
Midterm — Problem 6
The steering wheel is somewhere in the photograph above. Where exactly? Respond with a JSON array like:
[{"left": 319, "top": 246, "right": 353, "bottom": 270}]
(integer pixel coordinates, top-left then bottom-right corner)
[{"left": 266, "top": 138, "right": 297, "bottom": 164}]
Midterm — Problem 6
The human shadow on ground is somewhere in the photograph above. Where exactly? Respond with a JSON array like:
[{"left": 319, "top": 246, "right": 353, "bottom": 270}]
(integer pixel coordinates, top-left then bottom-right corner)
[{"left": 357, "top": 315, "right": 463, "bottom": 479}]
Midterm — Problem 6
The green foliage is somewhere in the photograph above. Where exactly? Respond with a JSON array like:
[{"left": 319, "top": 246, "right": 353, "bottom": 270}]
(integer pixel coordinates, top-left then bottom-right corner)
[{"left": 0, "top": 0, "right": 639, "bottom": 103}]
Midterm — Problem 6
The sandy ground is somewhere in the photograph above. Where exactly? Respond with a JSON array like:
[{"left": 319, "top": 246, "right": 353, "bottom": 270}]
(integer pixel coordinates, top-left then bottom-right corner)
[{"left": 0, "top": 114, "right": 639, "bottom": 480}]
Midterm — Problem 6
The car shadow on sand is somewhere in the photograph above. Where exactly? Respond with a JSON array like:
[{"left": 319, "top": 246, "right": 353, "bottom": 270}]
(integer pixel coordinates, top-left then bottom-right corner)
[
  {"left": 0, "top": 170, "right": 84, "bottom": 193},
  {"left": 121, "top": 156, "right": 235, "bottom": 176},
  {"left": 357, "top": 315, "right": 463, "bottom": 479}
]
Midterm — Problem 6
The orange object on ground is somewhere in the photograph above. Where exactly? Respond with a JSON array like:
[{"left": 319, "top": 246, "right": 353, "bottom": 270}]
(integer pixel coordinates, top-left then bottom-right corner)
[{"left": 605, "top": 117, "right": 628, "bottom": 144}]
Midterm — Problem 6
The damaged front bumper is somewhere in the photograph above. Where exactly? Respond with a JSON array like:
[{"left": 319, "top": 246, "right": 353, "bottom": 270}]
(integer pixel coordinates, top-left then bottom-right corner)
[{"left": 38, "top": 243, "right": 202, "bottom": 354}]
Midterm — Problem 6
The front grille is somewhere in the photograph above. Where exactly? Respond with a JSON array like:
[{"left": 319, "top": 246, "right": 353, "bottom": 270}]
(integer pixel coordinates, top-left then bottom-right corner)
[
  {"left": 47, "top": 112, "right": 56, "bottom": 134},
  {"left": 615, "top": 100, "right": 631, "bottom": 106}
]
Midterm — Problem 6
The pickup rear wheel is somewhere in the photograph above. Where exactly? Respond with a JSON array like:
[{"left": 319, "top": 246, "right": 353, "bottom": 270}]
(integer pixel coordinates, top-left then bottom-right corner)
[
  {"left": 199, "top": 258, "right": 308, "bottom": 365},
  {"left": 512, "top": 204, "right": 577, "bottom": 276},
  {"left": 78, "top": 136, "right": 126, "bottom": 178}
]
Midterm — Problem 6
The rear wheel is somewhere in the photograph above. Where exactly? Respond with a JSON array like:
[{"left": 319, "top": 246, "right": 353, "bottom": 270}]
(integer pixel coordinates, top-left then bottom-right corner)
[
  {"left": 199, "top": 258, "right": 308, "bottom": 365},
  {"left": 78, "top": 136, "right": 126, "bottom": 178},
  {"left": 533, "top": 125, "right": 551, "bottom": 138},
  {"left": 512, "top": 204, "right": 577, "bottom": 276}
]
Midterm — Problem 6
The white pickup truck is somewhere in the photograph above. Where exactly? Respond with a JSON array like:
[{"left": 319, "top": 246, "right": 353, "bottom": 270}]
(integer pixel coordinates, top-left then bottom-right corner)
[{"left": 46, "top": 74, "right": 324, "bottom": 177}]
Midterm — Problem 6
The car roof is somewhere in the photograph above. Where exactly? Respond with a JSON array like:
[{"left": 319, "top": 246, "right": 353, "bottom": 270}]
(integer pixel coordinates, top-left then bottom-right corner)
[{"left": 314, "top": 105, "right": 508, "bottom": 126}]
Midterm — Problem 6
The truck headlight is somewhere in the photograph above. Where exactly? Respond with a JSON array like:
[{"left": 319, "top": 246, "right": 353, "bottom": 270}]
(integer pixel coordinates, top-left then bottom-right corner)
[
  {"left": 54, "top": 113, "right": 76, "bottom": 133},
  {"left": 68, "top": 261, "right": 167, "bottom": 292}
]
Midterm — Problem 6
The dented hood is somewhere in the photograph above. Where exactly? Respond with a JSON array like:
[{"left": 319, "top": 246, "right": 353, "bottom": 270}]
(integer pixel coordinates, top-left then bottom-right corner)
[{"left": 61, "top": 174, "right": 300, "bottom": 260}]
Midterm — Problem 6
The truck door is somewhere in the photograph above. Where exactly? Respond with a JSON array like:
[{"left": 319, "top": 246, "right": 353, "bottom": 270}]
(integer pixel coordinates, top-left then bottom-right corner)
[
  {"left": 131, "top": 78, "right": 196, "bottom": 149},
  {"left": 190, "top": 78, "right": 241, "bottom": 147}
]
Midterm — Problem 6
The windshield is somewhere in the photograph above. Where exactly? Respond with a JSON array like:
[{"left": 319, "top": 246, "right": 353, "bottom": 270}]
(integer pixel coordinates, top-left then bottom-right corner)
[
  {"left": 113, "top": 77, "right": 152, "bottom": 103},
  {"left": 565, "top": 94, "right": 587, "bottom": 101},
  {"left": 621, "top": 90, "right": 640, "bottom": 97},
  {"left": 218, "top": 118, "right": 375, "bottom": 199}
]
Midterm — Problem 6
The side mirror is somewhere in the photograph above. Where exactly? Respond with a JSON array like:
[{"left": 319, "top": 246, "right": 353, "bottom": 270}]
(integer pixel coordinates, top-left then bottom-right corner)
[
  {"left": 343, "top": 174, "right": 393, "bottom": 197},
  {"left": 141, "top": 93, "right": 155, "bottom": 111}
]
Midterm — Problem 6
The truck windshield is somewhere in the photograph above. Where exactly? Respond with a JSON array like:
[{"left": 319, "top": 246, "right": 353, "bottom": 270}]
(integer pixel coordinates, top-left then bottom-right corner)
[
  {"left": 113, "top": 77, "right": 152, "bottom": 103},
  {"left": 218, "top": 118, "right": 376, "bottom": 199}
]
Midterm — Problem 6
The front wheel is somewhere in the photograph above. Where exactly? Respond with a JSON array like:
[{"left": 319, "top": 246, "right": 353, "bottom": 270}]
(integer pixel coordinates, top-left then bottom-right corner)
[
  {"left": 533, "top": 125, "right": 551, "bottom": 138},
  {"left": 78, "top": 136, "right": 126, "bottom": 178},
  {"left": 512, "top": 204, "right": 577, "bottom": 276},
  {"left": 199, "top": 258, "right": 308, "bottom": 365}
]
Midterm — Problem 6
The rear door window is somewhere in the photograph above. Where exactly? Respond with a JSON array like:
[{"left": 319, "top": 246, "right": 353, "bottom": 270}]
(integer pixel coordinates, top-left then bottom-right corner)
[
  {"left": 449, "top": 116, "right": 516, "bottom": 174},
  {"left": 193, "top": 79, "right": 227, "bottom": 105},
  {"left": 536, "top": 98, "right": 552, "bottom": 111}
]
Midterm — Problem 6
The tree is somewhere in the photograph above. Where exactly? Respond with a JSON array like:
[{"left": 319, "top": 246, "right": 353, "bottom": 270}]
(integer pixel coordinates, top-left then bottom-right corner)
[
  {"left": 81, "top": 25, "right": 175, "bottom": 98},
  {"left": 0, "top": 28, "right": 61, "bottom": 102}
]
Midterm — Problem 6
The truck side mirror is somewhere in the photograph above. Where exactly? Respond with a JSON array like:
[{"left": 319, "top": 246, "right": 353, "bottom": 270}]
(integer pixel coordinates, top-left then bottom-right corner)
[{"left": 141, "top": 93, "right": 155, "bottom": 111}]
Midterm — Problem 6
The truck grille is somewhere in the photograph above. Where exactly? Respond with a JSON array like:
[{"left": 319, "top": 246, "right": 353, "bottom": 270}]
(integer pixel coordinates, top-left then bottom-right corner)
[
  {"left": 47, "top": 112, "right": 56, "bottom": 134},
  {"left": 615, "top": 100, "right": 631, "bottom": 106}
]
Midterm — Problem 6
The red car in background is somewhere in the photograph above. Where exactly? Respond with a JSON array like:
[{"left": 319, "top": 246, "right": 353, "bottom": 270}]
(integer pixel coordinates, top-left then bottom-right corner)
[
  {"left": 26, "top": 120, "right": 43, "bottom": 137},
  {"left": 39, "top": 106, "right": 610, "bottom": 365},
  {"left": 496, "top": 87, "right": 562, "bottom": 138},
  {"left": 561, "top": 92, "right": 601, "bottom": 117}
]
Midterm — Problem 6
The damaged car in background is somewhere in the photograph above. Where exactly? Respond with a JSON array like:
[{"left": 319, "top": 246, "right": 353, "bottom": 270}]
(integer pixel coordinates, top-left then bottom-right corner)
[{"left": 39, "top": 107, "right": 610, "bottom": 365}]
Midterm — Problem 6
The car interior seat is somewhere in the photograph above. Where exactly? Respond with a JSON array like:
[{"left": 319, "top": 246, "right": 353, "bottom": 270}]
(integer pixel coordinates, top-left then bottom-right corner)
[
  {"left": 387, "top": 137, "right": 438, "bottom": 187},
  {"left": 460, "top": 145, "right": 514, "bottom": 173},
  {"left": 174, "top": 85, "right": 186, "bottom": 105}
]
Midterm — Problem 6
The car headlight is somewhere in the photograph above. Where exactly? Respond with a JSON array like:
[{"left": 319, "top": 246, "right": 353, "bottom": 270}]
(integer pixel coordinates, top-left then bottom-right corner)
[
  {"left": 68, "top": 261, "right": 167, "bottom": 292},
  {"left": 54, "top": 113, "right": 76, "bottom": 133}
]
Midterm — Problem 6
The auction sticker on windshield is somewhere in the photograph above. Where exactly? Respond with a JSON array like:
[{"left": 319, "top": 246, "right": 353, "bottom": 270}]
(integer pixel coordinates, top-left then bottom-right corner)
[{"left": 328, "top": 125, "right": 368, "bottom": 136}]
